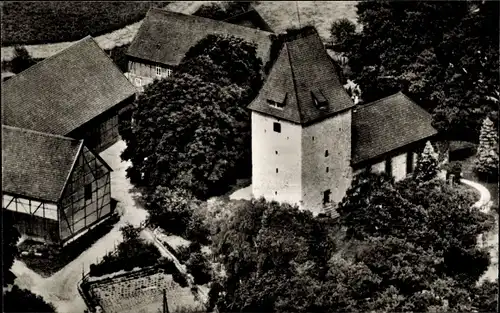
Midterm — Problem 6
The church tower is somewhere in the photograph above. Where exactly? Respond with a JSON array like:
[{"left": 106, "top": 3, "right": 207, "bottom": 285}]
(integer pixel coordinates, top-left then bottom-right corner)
[{"left": 248, "top": 27, "right": 355, "bottom": 215}]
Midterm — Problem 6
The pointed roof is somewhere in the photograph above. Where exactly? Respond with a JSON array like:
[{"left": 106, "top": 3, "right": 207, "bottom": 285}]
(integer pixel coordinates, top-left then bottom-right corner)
[
  {"left": 2, "top": 125, "right": 83, "bottom": 202},
  {"left": 248, "top": 28, "right": 354, "bottom": 125},
  {"left": 127, "top": 8, "right": 273, "bottom": 67},
  {"left": 352, "top": 92, "right": 438, "bottom": 165},
  {"left": 2, "top": 36, "right": 137, "bottom": 136}
]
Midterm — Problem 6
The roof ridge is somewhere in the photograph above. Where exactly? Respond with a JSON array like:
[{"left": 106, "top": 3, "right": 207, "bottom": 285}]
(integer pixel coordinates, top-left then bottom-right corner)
[
  {"left": 146, "top": 6, "right": 273, "bottom": 35},
  {"left": 3, "top": 36, "right": 94, "bottom": 87},
  {"left": 2, "top": 125, "right": 81, "bottom": 142},
  {"left": 285, "top": 42, "right": 304, "bottom": 123},
  {"left": 354, "top": 92, "right": 404, "bottom": 111}
]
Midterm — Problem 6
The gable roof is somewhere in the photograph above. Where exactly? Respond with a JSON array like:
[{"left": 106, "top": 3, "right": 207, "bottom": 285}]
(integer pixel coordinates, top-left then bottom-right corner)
[
  {"left": 352, "top": 92, "right": 438, "bottom": 165},
  {"left": 1, "top": 36, "right": 137, "bottom": 136},
  {"left": 247, "top": 28, "right": 355, "bottom": 125},
  {"left": 2, "top": 125, "right": 83, "bottom": 203},
  {"left": 223, "top": 7, "right": 274, "bottom": 32},
  {"left": 127, "top": 8, "right": 273, "bottom": 67}
]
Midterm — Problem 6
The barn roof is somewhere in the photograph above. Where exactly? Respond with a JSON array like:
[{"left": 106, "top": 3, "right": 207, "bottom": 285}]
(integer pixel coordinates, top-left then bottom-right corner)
[
  {"left": 1, "top": 36, "right": 136, "bottom": 136},
  {"left": 352, "top": 92, "right": 438, "bottom": 165},
  {"left": 223, "top": 7, "right": 274, "bottom": 32},
  {"left": 127, "top": 8, "right": 273, "bottom": 67},
  {"left": 2, "top": 125, "right": 83, "bottom": 203},
  {"left": 248, "top": 28, "right": 354, "bottom": 125}
]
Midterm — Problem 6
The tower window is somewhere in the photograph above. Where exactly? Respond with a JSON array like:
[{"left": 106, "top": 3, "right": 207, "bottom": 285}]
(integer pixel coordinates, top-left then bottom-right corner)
[
  {"left": 276, "top": 168, "right": 279, "bottom": 173},
  {"left": 312, "top": 136, "right": 315, "bottom": 141},
  {"left": 323, "top": 189, "right": 331, "bottom": 205},
  {"left": 84, "top": 184, "right": 92, "bottom": 201},
  {"left": 326, "top": 167, "right": 329, "bottom": 173},
  {"left": 275, "top": 151, "right": 278, "bottom": 155},
  {"left": 325, "top": 150, "right": 329, "bottom": 157},
  {"left": 273, "top": 122, "right": 281, "bottom": 133},
  {"left": 275, "top": 191, "right": 278, "bottom": 195}
]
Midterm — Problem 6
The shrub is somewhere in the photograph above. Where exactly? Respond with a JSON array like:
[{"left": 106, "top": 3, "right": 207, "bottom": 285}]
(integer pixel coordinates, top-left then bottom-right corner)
[
  {"left": 414, "top": 141, "right": 439, "bottom": 182},
  {"left": 475, "top": 117, "right": 499, "bottom": 182},
  {"left": 186, "top": 252, "right": 212, "bottom": 285}
]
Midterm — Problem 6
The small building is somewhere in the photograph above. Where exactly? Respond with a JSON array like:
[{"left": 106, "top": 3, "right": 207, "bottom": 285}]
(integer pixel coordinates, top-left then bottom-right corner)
[
  {"left": 248, "top": 28, "right": 437, "bottom": 215},
  {"left": 2, "top": 36, "right": 137, "bottom": 153},
  {"left": 126, "top": 8, "right": 273, "bottom": 91},
  {"left": 2, "top": 125, "right": 113, "bottom": 246},
  {"left": 223, "top": 7, "right": 274, "bottom": 32}
]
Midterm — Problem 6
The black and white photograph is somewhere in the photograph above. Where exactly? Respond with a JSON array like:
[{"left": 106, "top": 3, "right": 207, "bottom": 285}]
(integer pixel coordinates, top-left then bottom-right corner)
[{"left": 1, "top": 1, "right": 499, "bottom": 312}]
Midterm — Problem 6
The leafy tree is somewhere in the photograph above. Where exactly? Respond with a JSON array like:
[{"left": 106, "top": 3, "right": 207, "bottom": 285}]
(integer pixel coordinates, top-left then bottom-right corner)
[
  {"left": 11, "top": 45, "right": 37, "bottom": 74},
  {"left": 475, "top": 117, "right": 499, "bottom": 181},
  {"left": 472, "top": 279, "right": 499, "bottom": 312},
  {"left": 185, "top": 251, "right": 212, "bottom": 285},
  {"left": 413, "top": 141, "right": 439, "bottom": 182},
  {"left": 329, "top": 18, "right": 356, "bottom": 52},
  {"left": 344, "top": 1, "right": 499, "bottom": 141},
  {"left": 3, "top": 285, "right": 56, "bottom": 313},
  {"left": 121, "top": 34, "right": 263, "bottom": 199}
]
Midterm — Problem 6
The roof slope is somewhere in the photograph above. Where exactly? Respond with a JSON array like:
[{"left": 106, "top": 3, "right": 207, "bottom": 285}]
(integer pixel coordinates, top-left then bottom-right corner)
[
  {"left": 352, "top": 92, "right": 438, "bottom": 165},
  {"left": 2, "top": 36, "right": 137, "bottom": 136},
  {"left": 223, "top": 8, "right": 274, "bottom": 32},
  {"left": 2, "top": 125, "right": 82, "bottom": 202},
  {"left": 127, "top": 8, "right": 273, "bottom": 67},
  {"left": 248, "top": 28, "right": 354, "bottom": 125}
]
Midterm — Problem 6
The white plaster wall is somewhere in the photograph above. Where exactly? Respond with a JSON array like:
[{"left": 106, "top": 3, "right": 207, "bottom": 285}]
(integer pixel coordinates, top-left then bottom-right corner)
[
  {"left": 371, "top": 160, "right": 386, "bottom": 174},
  {"left": 251, "top": 112, "right": 302, "bottom": 206},
  {"left": 392, "top": 152, "right": 407, "bottom": 181},
  {"left": 301, "top": 110, "right": 352, "bottom": 214}
]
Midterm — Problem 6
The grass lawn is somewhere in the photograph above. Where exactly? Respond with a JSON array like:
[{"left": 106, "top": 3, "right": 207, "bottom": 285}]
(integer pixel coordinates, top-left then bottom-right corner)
[
  {"left": 254, "top": 1, "right": 359, "bottom": 41},
  {"left": 1, "top": 2, "right": 165, "bottom": 46},
  {"left": 18, "top": 212, "right": 119, "bottom": 277}
]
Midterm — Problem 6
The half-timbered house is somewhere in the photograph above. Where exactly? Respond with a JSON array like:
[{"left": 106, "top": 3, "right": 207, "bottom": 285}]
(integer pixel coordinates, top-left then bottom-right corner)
[
  {"left": 126, "top": 8, "right": 273, "bottom": 91},
  {"left": 2, "top": 36, "right": 137, "bottom": 153},
  {"left": 2, "top": 126, "right": 113, "bottom": 246}
]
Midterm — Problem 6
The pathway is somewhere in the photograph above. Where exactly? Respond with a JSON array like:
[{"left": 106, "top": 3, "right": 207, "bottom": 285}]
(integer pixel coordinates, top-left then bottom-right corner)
[
  {"left": 461, "top": 178, "right": 498, "bottom": 284},
  {"left": 12, "top": 140, "right": 149, "bottom": 313},
  {"left": 1, "top": 1, "right": 215, "bottom": 61}
]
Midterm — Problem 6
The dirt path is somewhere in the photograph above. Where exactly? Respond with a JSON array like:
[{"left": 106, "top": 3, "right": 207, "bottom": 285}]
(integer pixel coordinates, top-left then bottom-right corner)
[
  {"left": 1, "top": 1, "right": 214, "bottom": 61},
  {"left": 12, "top": 140, "right": 149, "bottom": 313}
]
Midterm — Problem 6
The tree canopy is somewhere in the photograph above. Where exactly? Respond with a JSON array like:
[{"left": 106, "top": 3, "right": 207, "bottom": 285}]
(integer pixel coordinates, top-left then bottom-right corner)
[
  {"left": 210, "top": 174, "right": 495, "bottom": 312},
  {"left": 120, "top": 34, "right": 262, "bottom": 199},
  {"left": 11, "top": 46, "right": 37, "bottom": 74},
  {"left": 343, "top": 1, "right": 499, "bottom": 142}
]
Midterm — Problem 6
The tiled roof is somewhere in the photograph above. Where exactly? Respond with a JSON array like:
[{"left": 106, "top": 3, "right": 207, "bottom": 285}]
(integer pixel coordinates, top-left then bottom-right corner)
[
  {"left": 223, "top": 8, "right": 274, "bottom": 32},
  {"left": 127, "top": 8, "right": 273, "bottom": 67},
  {"left": 352, "top": 92, "right": 438, "bottom": 165},
  {"left": 2, "top": 36, "right": 137, "bottom": 136},
  {"left": 247, "top": 28, "right": 354, "bottom": 125},
  {"left": 2, "top": 125, "right": 82, "bottom": 202}
]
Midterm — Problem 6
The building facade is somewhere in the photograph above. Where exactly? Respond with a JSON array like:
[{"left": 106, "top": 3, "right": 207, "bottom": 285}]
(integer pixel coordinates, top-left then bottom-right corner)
[
  {"left": 2, "top": 126, "right": 113, "bottom": 246},
  {"left": 249, "top": 28, "right": 438, "bottom": 215}
]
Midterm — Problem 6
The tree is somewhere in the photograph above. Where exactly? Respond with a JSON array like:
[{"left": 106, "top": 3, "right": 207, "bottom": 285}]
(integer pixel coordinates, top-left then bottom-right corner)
[
  {"left": 121, "top": 35, "right": 263, "bottom": 199},
  {"left": 474, "top": 117, "right": 499, "bottom": 181},
  {"left": 413, "top": 141, "right": 439, "bottom": 182},
  {"left": 472, "top": 279, "right": 499, "bottom": 312},
  {"left": 344, "top": 1, "right": 499, "bottom": 141},
  {"left": 329, "top": 18, "right": 356, "bottom": 52},
  {"left": 3, "top": 286, "right": 56, "bottom": 313},
  {"left": 11, "top": 45, "right": 37, "bottom": 74},
  {"left": 185, "top": 251, "right": 212, "bottom": 285}
]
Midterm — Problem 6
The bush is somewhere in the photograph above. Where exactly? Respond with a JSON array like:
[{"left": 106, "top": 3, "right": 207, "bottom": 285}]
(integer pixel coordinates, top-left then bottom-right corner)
[
  {"left": 186, "top": 252, "right": 212, "bottom": 285},
  {"left": 1, "top": 2, "right": 165, "bottom": 45},
  {"left": 445, "top": 161, "right": 463, "bottom": 183}
]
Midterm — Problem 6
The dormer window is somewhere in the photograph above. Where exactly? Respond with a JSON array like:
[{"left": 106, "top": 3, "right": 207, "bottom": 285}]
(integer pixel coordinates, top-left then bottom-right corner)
[
  {"left": 267, "top": 92, "right": 287, "bottom": 110},
  {"left": 311, "top": 89, "right": 328, "bottom": 109}
]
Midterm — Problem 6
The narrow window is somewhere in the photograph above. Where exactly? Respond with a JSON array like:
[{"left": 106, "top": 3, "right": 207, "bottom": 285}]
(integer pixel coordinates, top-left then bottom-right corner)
[
  {"left": 273, "top": 122, "right": 281, "bottom": 133},
  {"left": 325, "top": 150, "right": 329, "bottom": 157},
  {"left": 323, "top": 189, "right": 331, "bottom": 205},
  {"left": 275, "top": 151, "right": 278, "bottom": 155},
  {"left": 84, "top": 184, "right": 92, "bottom": 201},
  {"left": 276, "top": 168, "right": 279, "bottom": 173},
  {"left": 312, "top": 136, "right": 315, "bottom": 141},
  {"left": 275, "top": 191, "right": 278, "bottom": 195},
  {"left": 166, "top": 69, "right": 172, "bottom": 77},
  {"left": 326, "top": 167, "right": 329, "bottom": 173},
  {"left": 385, "top": 158, "right": 393, "bottom": 177},
  {"left": 156, "top": 66, "right": 162, "bottom": 76},
  {"left": 406, "top": 151, "right": 414, "bottom": 174}
]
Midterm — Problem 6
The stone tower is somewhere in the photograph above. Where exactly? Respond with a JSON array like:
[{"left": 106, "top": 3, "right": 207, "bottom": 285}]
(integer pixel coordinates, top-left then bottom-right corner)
[{"left": 248, "top": 27, "right": 355, "bottom": 214}]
